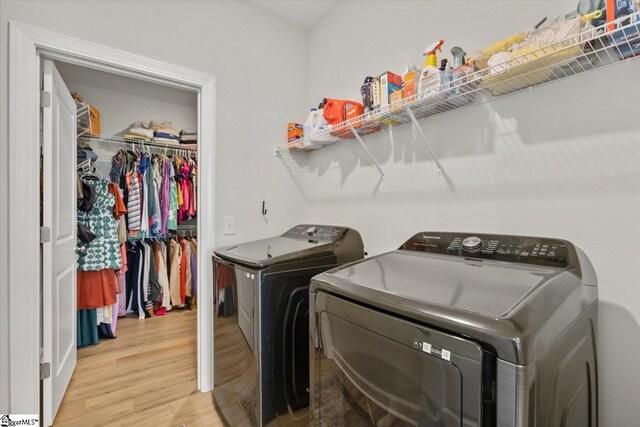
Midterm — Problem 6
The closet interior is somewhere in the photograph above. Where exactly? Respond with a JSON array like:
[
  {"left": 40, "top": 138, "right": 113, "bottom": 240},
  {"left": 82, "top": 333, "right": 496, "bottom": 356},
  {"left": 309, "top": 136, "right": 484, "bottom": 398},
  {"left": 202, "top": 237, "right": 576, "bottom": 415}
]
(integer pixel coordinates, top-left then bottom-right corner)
[{"left": 57, "top": 62, "right": 200, "bottom": 348}]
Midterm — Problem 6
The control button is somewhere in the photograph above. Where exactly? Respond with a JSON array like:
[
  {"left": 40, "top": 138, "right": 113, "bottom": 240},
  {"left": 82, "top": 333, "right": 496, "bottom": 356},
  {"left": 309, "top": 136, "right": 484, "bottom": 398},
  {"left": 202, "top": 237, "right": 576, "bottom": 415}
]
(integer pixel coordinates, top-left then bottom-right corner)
[
  {"left": 306, "top": 226, "right": 318, "bottom": 235},
  {"left": 462, "top": 236, "right": 483, "bottom": 251}
]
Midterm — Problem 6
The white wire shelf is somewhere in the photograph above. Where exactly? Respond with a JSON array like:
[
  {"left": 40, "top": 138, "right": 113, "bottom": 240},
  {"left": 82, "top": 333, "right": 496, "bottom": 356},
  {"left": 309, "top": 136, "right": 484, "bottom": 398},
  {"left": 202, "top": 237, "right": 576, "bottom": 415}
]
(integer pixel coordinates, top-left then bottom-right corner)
[
  {"left": 276, "top": 12, "right": 640, "bottom": 178},
  {"left": 79, "top": 134, "right": 198, "bottom": 154}
]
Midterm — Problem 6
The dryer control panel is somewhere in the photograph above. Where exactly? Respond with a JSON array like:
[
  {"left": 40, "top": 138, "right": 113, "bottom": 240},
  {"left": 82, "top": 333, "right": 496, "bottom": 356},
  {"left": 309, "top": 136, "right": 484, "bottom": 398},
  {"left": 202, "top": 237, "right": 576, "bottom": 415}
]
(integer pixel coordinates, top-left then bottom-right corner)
[
  {"left": 400, "top": 232, "right": 576, "bottom": 268},
  {"left": 282, "top": 224, "right": 348, "bottom": 242}
]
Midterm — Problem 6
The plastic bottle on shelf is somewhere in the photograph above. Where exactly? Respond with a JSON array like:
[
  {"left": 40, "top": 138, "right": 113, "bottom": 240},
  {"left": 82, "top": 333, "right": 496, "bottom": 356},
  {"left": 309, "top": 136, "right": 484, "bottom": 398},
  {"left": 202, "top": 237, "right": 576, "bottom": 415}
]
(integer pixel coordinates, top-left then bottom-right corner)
[
  {"left": 302, "top": 108, "right": 321, "bottom": 149},
  {"left": 451, "top": 46, "right": 469, "bottom": 95},
  {"left": 402, "top": 63, "right": 419, "bottom": 101},
  {"left": 303, "top": 105, "right": 336, "bottom": 148},
  {"left": 417, "top": 40, "right": 444, "bottom": 98},
  {"left": 303, "top": 108, "right": 317, "bottom": 137},
  {"left": 440, "top": 58, "right": 452, "bottom": 94}
]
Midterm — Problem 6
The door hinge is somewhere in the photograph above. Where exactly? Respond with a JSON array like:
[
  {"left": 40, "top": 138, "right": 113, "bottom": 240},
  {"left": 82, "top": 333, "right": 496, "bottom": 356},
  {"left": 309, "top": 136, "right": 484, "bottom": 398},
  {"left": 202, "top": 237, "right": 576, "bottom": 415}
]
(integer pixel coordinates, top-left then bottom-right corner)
[
  {"left": 40, "top": 362, "right": 51, "bottom": 380},
  {"left": 40, "top": 226, "right": 51, "bottom": 244},
  {"left": 40, "top": 90, "right": 51, "bottom": 108}
]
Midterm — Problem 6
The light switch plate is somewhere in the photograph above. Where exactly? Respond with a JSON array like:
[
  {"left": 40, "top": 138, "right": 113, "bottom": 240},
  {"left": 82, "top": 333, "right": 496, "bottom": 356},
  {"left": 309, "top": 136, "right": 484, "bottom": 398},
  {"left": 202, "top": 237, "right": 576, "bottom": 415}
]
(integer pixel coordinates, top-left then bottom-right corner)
[{"left": 223, "top": 216, "right": 235, "bottom": 235}]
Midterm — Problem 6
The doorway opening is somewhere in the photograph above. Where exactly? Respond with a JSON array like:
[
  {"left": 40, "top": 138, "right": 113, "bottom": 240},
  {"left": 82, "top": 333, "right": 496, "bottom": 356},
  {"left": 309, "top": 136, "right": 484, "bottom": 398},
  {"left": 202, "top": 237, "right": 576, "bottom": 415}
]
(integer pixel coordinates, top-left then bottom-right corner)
[
  {"left": 7, "top": 22, "right": 215, "bottom": 426},
  {"left": 40, "top": 59, "right": 211, "bottom": 425}
]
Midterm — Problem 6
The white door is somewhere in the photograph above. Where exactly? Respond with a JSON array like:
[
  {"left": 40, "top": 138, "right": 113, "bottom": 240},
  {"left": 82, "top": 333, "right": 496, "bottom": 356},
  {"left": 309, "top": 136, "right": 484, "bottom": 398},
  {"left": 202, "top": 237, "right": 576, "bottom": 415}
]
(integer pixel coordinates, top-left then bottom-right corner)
[{"left": 41, "top": 59, "right": 77, "bottom": 426}]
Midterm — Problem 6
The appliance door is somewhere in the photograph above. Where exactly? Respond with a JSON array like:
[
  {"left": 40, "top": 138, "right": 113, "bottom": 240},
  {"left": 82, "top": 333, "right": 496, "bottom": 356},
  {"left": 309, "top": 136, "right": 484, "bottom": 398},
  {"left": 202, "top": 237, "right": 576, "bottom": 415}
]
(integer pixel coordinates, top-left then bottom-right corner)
[
  {"left": 260, "top": 265, "right": 338, "bottom": 426},
  {"left": 213, "top": 257, "right": 260, "bottom": 427},
  {"left": 311, "top": 292, "right": 487, "bottom": 427}
]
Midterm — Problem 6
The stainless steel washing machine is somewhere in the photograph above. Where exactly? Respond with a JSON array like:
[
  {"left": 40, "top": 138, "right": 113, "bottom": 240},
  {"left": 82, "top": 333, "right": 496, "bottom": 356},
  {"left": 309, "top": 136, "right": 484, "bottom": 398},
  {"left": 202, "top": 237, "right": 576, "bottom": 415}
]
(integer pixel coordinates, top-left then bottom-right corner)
[
  {"left": 310, "top": 232, "right": 598, "bottom": 427},
  {"left": 213, "top": 224, "right": 364, "bottom": 426}
]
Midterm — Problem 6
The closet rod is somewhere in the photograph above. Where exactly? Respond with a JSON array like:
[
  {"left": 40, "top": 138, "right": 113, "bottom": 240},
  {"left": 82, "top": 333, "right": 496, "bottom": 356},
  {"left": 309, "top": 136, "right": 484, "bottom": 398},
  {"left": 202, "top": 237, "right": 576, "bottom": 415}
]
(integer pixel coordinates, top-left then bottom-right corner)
[{"left": 78, "top": 134, "right": 198, "bottom": 155}]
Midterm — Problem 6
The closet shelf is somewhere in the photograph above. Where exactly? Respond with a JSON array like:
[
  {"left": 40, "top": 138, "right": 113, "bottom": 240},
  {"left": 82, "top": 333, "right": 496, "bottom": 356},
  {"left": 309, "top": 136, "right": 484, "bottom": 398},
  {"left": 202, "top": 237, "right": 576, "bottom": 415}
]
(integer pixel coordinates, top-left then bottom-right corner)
[
  {"left": 276, "top": 12, "right": 640, "bottom": 167},
  {"left": 79, "top": 134, "right": 198, "bottom": 153}
]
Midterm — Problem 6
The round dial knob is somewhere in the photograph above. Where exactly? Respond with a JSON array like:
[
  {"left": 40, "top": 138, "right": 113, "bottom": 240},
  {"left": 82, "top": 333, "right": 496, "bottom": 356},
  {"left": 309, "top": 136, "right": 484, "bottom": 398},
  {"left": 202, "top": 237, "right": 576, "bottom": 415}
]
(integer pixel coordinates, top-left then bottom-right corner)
[
  {"left": 306, "top": 226, "right": 318, "bottom": 236},
  {"left": 462, "top": 236, "right": 483, "bottom": 251}
]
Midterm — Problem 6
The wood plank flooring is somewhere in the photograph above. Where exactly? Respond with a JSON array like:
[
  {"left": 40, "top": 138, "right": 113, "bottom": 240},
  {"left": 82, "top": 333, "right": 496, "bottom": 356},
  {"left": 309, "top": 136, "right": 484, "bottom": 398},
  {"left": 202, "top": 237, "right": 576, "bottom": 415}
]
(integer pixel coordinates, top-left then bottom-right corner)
[{"left": 54, "top": 309, "right": 223, "bottom": 427}]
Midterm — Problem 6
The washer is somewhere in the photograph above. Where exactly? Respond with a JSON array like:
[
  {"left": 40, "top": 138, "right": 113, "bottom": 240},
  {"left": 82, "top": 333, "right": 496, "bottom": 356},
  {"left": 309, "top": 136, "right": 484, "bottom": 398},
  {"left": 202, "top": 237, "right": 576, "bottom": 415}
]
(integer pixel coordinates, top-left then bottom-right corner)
[
  {"left": 213, "top": 224, "right": 364, "bottom": 426},
  {"left": 310, "top": 231, "right": 598, "bottom": 427}
]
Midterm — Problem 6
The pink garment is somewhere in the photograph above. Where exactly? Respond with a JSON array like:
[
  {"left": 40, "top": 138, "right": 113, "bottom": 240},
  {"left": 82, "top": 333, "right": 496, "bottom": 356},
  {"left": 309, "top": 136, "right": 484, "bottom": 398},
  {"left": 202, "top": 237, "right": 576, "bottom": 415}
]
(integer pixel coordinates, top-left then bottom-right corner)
[
  {"left": 179, "top": 162, "right": 192, "bottom": 221},
  {"left": 155, "top": 307, "right": 167, "bottom": 316},
  {"left": 120, "top": 244, "right": 128, "bottom": 274},
  {"left": 116, "top": 272, "right": 127, "bottom": 317},
  {"left": 187, "top": 181, "right": 195, "bottom": 217}
]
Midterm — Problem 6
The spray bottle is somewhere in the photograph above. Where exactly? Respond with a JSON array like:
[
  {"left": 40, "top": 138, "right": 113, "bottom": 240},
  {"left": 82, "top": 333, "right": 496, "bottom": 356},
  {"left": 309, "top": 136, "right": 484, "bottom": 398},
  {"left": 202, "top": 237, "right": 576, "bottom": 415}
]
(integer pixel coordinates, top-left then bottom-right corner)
[{"left": 417, "top": 40, "right": 444, "bottom": 97}]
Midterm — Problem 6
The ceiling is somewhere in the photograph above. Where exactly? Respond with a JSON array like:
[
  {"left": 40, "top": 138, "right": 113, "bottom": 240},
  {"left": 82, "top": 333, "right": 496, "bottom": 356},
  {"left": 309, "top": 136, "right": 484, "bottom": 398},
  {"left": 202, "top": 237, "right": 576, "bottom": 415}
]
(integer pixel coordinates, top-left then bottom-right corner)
[{"left": 245, "top": 0, "right": 341, "bottom": 29}]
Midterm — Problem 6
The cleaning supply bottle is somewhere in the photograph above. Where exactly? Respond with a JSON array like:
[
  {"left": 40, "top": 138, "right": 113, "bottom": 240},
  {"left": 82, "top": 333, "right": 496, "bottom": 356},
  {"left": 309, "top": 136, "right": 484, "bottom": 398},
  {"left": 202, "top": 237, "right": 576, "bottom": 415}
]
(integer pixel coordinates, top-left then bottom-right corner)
[
  {"left": 302, "top": 108, "right": 321, "bottom": 148},
  {"left": 303, "top": 108, "right": 318, "bottom": 139},
  {"left": 315, "top": 101, "right": 339, "bottom": 144},
  {"left": 417, "top": 40, "right": 444, "bottom": 97},
  {"left": 440, "top": 59, "right": 453, "bottom": 95},
  {"left": 451, "top": 46, "right": 467, "bottom": 94},
  {"left": 402, "top": 63, "right": 419, "bottom": 100}
]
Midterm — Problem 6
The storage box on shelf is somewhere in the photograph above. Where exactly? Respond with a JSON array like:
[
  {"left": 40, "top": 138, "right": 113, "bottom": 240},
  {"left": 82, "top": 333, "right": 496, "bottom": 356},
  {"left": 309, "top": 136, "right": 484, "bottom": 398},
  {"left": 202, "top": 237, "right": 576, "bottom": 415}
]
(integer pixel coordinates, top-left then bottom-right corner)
[
  {"left": 73, "top": 92, "right": 101, "bottom": 137},
  {"left": 277, "top": 12, "right": 640, "bottom": 167}
]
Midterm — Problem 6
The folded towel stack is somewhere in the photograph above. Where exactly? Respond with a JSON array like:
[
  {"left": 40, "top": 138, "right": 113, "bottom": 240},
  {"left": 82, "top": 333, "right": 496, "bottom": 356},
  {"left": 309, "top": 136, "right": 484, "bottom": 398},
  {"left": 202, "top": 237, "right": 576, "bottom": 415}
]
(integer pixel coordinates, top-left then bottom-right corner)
[
  {"left": 124, "top": 121, "right": 154, "bottom": 141},
  {"left": 180, "top": 129, "right": 198, "bottom": 147},
  {"left": 148, "top": 121, "right": 181, "bottom": 145}
]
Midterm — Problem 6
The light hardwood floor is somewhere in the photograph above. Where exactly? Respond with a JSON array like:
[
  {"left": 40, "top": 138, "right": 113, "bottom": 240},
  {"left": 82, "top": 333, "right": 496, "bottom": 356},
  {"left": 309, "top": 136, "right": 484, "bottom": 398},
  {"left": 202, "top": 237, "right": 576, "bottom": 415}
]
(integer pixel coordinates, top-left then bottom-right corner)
[{"left": 54, "top": 309, "right": 223, "bottom": 427}]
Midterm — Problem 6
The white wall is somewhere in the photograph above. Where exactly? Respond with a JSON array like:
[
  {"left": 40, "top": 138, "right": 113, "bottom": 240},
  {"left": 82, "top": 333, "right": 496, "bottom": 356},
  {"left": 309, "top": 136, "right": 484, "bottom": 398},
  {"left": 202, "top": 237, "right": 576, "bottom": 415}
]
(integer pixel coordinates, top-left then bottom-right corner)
[
  {"left": 56, "top": 61, "right": 199, "bottom": 136},
  {"left": 0, "top": 0, "right": 308, "bottom": 412},
  {"left": 303, "top": 1, "right": 640, "bottom": 425}
]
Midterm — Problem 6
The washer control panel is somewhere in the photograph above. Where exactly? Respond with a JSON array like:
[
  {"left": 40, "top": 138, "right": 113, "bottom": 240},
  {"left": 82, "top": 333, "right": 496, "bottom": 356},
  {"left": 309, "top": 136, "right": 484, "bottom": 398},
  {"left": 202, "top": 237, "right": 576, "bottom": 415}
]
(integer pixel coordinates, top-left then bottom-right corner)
[
  {"left": 283, "top": 224, "right": 348, "bottom": 242},
  {"left": 400, "top": 232, "right": 574, "bottom": 268}
]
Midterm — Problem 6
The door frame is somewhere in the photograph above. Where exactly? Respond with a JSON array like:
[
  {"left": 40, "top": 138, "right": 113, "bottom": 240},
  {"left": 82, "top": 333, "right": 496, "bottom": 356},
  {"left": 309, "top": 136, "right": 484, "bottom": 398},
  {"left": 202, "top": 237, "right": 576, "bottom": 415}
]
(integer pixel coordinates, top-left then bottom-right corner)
[{"left": 8, "top": 21, "right": 216, "bottom": 413}]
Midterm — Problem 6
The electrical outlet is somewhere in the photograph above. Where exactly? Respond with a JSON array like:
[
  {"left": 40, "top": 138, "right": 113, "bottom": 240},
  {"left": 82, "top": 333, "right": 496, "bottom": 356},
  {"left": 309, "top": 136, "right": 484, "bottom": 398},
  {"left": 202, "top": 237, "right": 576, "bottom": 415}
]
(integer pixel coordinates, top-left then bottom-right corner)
[{"left": 223, "top": 216, "right": 235, "bottom": 235}]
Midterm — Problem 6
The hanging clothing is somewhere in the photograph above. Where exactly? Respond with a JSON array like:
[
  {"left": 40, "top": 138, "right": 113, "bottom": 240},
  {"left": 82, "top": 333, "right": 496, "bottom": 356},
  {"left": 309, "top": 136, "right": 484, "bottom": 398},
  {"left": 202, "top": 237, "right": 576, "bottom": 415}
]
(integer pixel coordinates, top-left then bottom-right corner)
[
  {"left": 116, "top": 271, "right": 127, "bottom": 317},
  {"left": 168, "top": 238, "right": 182, "bottom": 306},
  {"left": 77, "top": 309, "right": 98, "bottom": 347},
  {"left": 77, "top": 269, "right": 118, "bottom": 310},
  {"left": 179, "top": 238, "right": 188, "bottom": 305},
  {"left": 125, "top": 241, "right": 144, "bottom": 318},
  {"left": 168, "top": 178, "right": 178, "bottom": 231},
  {"left": 110, "top": 151, "right": 196, "bottom": 237},
  {"left": 154, "top": 241, "right": 171, "bottom": 311},
  {"left": 77, "top": 179, "right": 125, "bottom": 271},
  {"left": 125, "top": 168, "right": 143, "bottom": 232},
  {"left": 160, "top": 158, "right": 172, "bottom": 234}
]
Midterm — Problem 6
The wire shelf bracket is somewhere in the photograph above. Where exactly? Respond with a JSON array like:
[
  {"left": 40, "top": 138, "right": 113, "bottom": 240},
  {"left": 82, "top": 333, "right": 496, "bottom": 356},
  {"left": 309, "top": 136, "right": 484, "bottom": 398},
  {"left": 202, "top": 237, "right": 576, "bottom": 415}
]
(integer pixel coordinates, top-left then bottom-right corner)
[
  {"left": 347, "top": 123, "right": 384, "bottom": 181},
  {"left": 404, "top": 106, "right": 445, "bottom": 176}
]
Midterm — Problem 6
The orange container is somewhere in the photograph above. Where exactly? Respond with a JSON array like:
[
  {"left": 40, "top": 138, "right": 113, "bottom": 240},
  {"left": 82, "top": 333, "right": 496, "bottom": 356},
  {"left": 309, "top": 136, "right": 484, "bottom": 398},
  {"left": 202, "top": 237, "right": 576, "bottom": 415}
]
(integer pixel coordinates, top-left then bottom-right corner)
[
  {"left": 322, "top": 98, "right": 364, "bottom": 138},
  {"left": 323, "top": 99, "right": 363, "bottom": 124}
]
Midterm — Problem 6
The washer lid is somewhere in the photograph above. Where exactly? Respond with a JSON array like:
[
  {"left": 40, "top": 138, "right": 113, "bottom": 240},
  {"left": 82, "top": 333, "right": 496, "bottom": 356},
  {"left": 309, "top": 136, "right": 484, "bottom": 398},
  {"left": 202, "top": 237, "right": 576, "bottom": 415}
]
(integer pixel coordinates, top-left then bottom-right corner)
[
  {"left": 311, "top": 232, "right": 598, "bottom": 364},
  {"left": 320, "top": 250, "right": 561, "bottom": 318},
  {"left": 213, "top": 224, "right": 354, "bottom": 269},
  {"left": 214, "top": 236, "right": 334, "bottom": 269}
]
